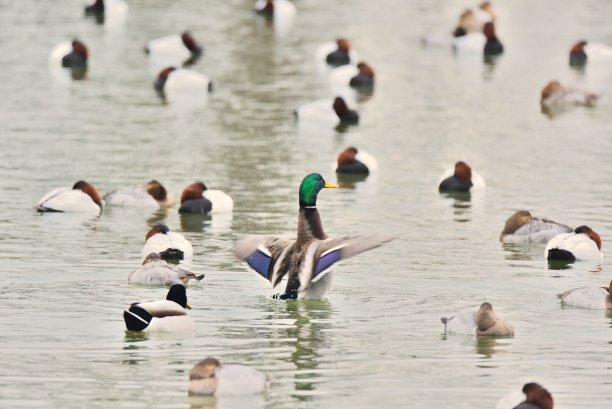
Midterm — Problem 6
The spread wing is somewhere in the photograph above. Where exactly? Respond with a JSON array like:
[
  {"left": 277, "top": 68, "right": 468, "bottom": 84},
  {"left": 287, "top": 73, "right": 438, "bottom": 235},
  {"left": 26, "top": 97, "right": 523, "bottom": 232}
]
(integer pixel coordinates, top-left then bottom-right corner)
[
  {"left": 235, "top": 235, "right": 295, "bottom": 288},
  {"left": 298, "top": 234, "right": 395, "bottom": 292}
]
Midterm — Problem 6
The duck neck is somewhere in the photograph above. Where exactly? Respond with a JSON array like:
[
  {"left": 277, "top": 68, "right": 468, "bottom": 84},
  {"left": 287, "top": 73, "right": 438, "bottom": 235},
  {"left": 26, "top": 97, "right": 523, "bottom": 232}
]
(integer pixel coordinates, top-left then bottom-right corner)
[{"left": 298, "top": 207, "right": 327, "bottom": 244}]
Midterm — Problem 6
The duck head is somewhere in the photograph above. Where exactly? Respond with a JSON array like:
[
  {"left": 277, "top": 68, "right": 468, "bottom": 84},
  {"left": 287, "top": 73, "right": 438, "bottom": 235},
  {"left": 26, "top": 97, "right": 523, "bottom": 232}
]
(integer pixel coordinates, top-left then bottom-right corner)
[
  {"left": 72, "top": 180, "right": 102, "bottom": 208},
  {"left": 180, "top": 182, "right": 207, "bottom": 204},
  {"left": 569, "top": 41, "right": 588, "bottom": 66},
  {"left": 483, "top": 22, "right": 497, "bottom": 40},
  {"left": 357, "top": 62, "right": 375, "bottom": 79},
  {"left": 501, "top": 210, "right": 533, "bottom": 237},
  {"left": 167, "top": 284, "right": 190, "bottom": 309},
  {"left": 453, "top": 161, "right": 472, "bottom": 183},
  {"left": 189, "top": 357, "right": 221, "bottom": 395},
  {"left": 474, "top": 302, "right": 497, "bottom": 332},
  {"left": 541, "top": 81, "right": 563, "bottom": 100},
  {"left": 154, "top": 67, "right": 176, "bottom": 95},
  {"left": 145, "top": 223, "right": 170, "bottom": 241},
  {"left": 142, "top": 252, "right": 162, "bottom": 265},
  {"left": 336, "top": 38, "right": 351, "bottom": 53},
  {"left": 522, "top": 383, "right": 554, "bottom": 409},
  {"left": 146, "top": 180, "right": 171, "bottom": 204},
  {"left": 574, "top": 225, "right": 601, "bottom": 250},
  {"left": 333, "top": 97, "right": 359, "bottom": 124},
  {"left": 337, "top": 147, "right": 358, "bottom": 166},
  {"left": 457, "top": 9, "right": 477, "bottom": 33},
  {"left": 181, "top": 31, "right": 202, "bottom": 56},
  {"left": 299, "top": 173, "right": 337, "bottom": 208}
]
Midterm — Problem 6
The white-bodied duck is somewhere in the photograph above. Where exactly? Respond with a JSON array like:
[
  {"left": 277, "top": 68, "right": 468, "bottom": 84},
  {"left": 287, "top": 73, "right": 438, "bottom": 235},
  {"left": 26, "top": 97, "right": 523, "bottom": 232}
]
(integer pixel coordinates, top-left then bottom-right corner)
[
  {"left": 295, "top": 97, "right": 359, "bottom": 127},
  {"left": 129, "top": 253, "right": 204, "bottom": 285},
  {"left": 37, "top": 180, "right": 103, "bottom": 214},
  {"left": 178, "top": 182, "right": 234, "bottom": 215},
  {"left": 142, "top": 224, "right": 193, "bottom": 262},
  {"left": 188, "top": 357, "right": 269, "bottom": 396},
  {"left": 545, "top": 225, "right": 602, "bottom": 262},
  {"left": 569, "top": 40, "right": 612, "bottom": 67},
  {"left": 123, "top": 284, "right": 194, "bottom": 333},
  {"left": 154, "top": 67, "right": 212, "bottom": 103},
  {"left": 104, "top": 180, "right": 175, "bottom": 208},
  {"left": 316, "top": 38, "right": 359, "bottom": 67},
  {"left": 335, "top": 147, "right": 378, "bottom": 175},
  {"left": 438, "top": 161, "right": 485, "bottom": 193},
  {"left": 235, "top": 173, "right": 393, "bottom": 299},
  {"left": 146, "top": 31, "right": 203, "bottom": 66}
]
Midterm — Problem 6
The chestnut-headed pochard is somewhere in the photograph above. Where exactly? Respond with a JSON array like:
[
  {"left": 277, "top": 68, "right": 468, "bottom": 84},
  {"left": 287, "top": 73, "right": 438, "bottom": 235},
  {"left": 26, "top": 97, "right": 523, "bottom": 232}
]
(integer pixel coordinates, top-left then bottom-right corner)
[
  {"left": 569, "top": 40, "right": 612, "bottom": 67},
  {"left": 441, "top": 302, "right": 514, "bottom": 336},
  {"left": 49, "top": 40, "right": 89, "bottom": 80},
  {"left": 178, "top": 182, "right": 234, "bottom": 215},
  {"left": 104, "top": 180, "right": 175, "bottom": 208},
  {"left": 453, "top": 22, "right": 503, "bottom": 56},
  {"left": 123, "top": 284, "right": 194, "bottom": 333},
  {"left": 496, "top": 383, "right": 554, "bottom": 409},
  {"left": 146, "top": 31, "right": 203, "bottom": 66},
  {"left": 438, "top": 161, "right": 485, "bottom": 193},
  {"left": 154, "top": 67, "right": 212, "bottom": 103},
  {"left": 500, "top": 210, "right": 571, "bottom": 244},
  {"left": 84, "top": 0, "right": 128, "bottom": 25},
  {"left": 36, "top": 181, "right": 103, "bottom": 214},
  {"left": 558, "top": 280, "right": 612, "bottom": 310},
  {"left": 329, "top": 62, "right": 375, "bottom": 91},
  {"left": 188, "top": 357, "right": 269, "bottom": 396},
  {"left": 129, "top": 253, "right": 204, "bottom": 285},
  {"left": 141, "top": 224, "right": 193, "bottom": 263},
  {"left": 335, "top": 147, "right": 378, "bottom": 175},
  {"left": 294, "top": 97, "right": 359, "bottom": 127},
  {"left": 545, "top": 225, "right": 603, "bottom": 262},
  {"left": 317, "top": 38, "right": 359, "bottom": 67},
  {"left": 540, "top": 80, "right": 598, "bottom": 113}
]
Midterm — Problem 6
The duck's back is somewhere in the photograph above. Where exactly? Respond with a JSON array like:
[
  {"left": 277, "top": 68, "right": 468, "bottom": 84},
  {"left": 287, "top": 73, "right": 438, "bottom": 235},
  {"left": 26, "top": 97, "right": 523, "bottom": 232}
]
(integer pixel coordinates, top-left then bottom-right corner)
[
  {"left": 505, "top": 219, "right": 571, "bottom": 244},
  {"left": 37, "top": 187, "right": 99, "bottom": 213},
  {"left": 545, "top": 233, "right": 601, "bottom": 260},
  {"left": 215, "top": 365, "right": 268, "bottom": 395},
  {"left": 128, "top": 261, "right": 184, "bottom": 285},
  {"left": 441, "top": 311, "right": 477, "bottom": 335},
  {"left": 105, "top": 187, "right": 158, "bottom": 207},
  {"left": 559, "top": 286, "right": 608, "bottom": 309}
]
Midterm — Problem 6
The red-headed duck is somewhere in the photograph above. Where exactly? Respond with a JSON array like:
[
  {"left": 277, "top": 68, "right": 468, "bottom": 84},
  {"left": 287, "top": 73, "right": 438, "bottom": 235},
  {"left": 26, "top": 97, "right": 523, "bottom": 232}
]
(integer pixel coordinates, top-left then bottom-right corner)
[
  {"left": 179, "top": 182, "right": 233, "bottom": 215},
  {"left": 497, "top": 383, "right": 554, "bottom": 409},
  {"left": 545, "top": 225, "right": 602, "bottom": 262},
  {"left": 104, "top": 180, "right": 175, "bottom": 208},
  {"left": 129, "top": 253, "right": 204, "bottom": 285},
  {"left": 569, "top": 40, "right": 612, "bottom": 67},
  {"left": 154, "top": 67, "right": 212, "bottom": 103},
  {"left": 540, "top": 80, "right": 598, "bottom": 114},
  {"left": 500, "top": 210, "right": 571, "bottom": 244},
  {"left": 84, "top": 0, "right": 128, "bottom": 25},
  {"left": 438, "top": 161, "right": 485, "bottom": 193},
  {"left": 317, "top": 38, "right": 359, "bottom": 67},
  {"left": 441, "top": 302, "right": 514, "bottom": 336},
  {"left": 330, "top": 62, "right": 376, "bottom": 91},
  {"left": 49, "top": 40, "right": 89, "bottom": 80},
  {"left": 335, "top": 147, "right": 378, "bottom": 175},
  {"left": 146, "top": 31, "right": 203, "bottom": 66},
  {"left": 188, "top": 357, "right": 269, "bottom": 396},
  {"left": 36, "top": 181, "right": 102, "bottom": 214},
  {"left": 295, "top": 96, "right": 359, "bottom": 127},
  {"left": 142, "top": 224, "right": 193, "bottom": 263}
]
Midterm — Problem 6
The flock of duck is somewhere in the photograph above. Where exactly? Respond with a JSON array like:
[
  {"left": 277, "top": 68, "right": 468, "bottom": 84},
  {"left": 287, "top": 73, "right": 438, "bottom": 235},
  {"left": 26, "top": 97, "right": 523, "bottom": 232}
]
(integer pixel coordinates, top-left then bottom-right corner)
[{"left": 39, "top": 0, "right": 611, "bottom": 406}]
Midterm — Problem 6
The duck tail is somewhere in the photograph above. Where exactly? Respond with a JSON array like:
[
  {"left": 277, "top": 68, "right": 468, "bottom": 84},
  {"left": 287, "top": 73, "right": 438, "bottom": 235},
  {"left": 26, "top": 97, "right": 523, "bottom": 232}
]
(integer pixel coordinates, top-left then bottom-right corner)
[
  {"left": 159, "top": 248, "right": 185, "bottom": 261},
  {"left": 547, "top": 248, "right": 576, "bottom": 262},
  {"left": 124, "top": 306, "right": 153, "bottom": 331}
]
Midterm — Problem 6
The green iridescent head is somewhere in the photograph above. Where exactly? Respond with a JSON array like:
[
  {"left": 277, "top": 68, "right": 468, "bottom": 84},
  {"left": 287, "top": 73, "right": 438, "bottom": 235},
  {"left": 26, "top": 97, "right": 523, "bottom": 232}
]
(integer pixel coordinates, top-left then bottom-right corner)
[{"left": 299, "top": 173, "right": 337, "bottom": 208}]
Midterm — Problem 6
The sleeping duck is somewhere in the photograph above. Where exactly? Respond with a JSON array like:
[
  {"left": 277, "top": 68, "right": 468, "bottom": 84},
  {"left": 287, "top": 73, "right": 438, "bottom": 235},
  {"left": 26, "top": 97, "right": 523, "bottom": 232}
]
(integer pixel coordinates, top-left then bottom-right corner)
[
  {"left": 178, "top": 182, "right": 234, "bottom": 214},
  {"left": 500, "top": 210, "right": 571, "bottom": 244},
  {"left": 540, "top": 80, "right": 598, "bottom": 115},
  {"left": 496, "top": 383, "right": 554, "bottom": 409},
  {"left": 129, "top": 253, "right": 204, "bottom": 285},
  {"left": 558, "top": 280, "right": 612, "bottom": 310},
  {"left": 36, "top": 180, "right": 103, "bottom": 214},
  {"left": 295, "top": 97, "right": 359, "bottom": 127},
  {"left": 235, "top": 173, "right": 393, "bottom": 300},
  {"left": 438, "top": 161, "right": 485, "bottom": 193},
  {"left": 141, "top": 224, "right": 193, "bottom": 262},
  {"left": 123, "top": 284, "right": 194, "bottom": 333},
  {"left": 104, "top": 180, "right": 175, "bottom": 208},
  {"left": 441, "top": 302, "right": 514, "bottom": 336},
  {"left": 188, "top": 357, "right": 269, "bottom": 396},
  {"left": 545, "top": 225, "right": 602, "bottom": 262}
]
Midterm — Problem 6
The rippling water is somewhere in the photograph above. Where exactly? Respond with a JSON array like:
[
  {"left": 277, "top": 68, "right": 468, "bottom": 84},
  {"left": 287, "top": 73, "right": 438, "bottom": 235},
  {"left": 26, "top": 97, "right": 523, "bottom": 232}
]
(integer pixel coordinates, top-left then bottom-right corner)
[{"left": 1, "top": 0, "right": 612, "bottom": 408}]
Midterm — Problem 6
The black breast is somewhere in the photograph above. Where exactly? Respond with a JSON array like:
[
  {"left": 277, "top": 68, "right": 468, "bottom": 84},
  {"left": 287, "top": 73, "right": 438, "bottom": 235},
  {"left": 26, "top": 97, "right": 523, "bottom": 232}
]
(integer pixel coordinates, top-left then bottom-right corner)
[{"left": 179, "top": 197, "right": 213, "bottom": 214}]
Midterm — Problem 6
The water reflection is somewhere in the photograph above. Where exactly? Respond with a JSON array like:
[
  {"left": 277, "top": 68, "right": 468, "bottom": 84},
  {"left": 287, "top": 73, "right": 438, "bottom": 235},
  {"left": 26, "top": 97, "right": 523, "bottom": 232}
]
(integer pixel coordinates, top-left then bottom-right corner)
[
  {"left": 189, "top": 393, "right": 266, "bottom": 409},
  {"left": 474, "top": 336, "right": 512, "bottom": 358},
  {"left": 147, "top": 208, "right": 169, "bottom": 225},
  {"left": 502, "top": 243, "right": 541, "bottom": 261},
  {"left": 336, "top": 173, "right": 369, "bottom": 188},
  {"left": 439, "top": 192, "right": 472, "bottom": 222}
]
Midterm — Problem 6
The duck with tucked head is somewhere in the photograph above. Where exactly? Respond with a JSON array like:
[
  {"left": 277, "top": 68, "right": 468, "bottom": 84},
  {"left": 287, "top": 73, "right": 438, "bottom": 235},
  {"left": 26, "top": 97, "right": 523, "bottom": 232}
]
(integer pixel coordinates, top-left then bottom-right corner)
[
  {"left": 441, "top": 302, "right": 514, "bottom": 336},
  {"left": 294, "top": 96, "right": 359, "bottom": 127},
  {"left": 129, "top": 253, "right": 204, "bottom": 285},
  {"left": 37, "top": 180, "right": 103, "bottom": 214},
  {"left": 123, "top": 284, "right": 194, "bottom": 333},
  {"left": 335, "top": 147, "right": 378, "bottom": 176},
  {"left": 146, "top": 31, "right": 203, "bottom": 66},
  {"left": 154, "top": 67, "right": 212, "bottom": 103},
  {"left": 569, "top": 40, "right": 612, "bottom": 67},
  {"left": 178, "top": 182, "right": 233, "bottom": 215},
  {"left": 104, "top": 180, "right": 175, "bottom": 208},
  {"left": 540, "top": 80, "right": 598, "bottom": 114},
  {"left": 500, "top": 210, "right": 571, "bottom": 244},
  {"left": 545, "top": 225, "right": 602, "bottom": 262},
  {"left": 558, "top": 280, "right": 612, "bottom": 310},
  {"left": 438, "top": 161, "right": 485, "bottom": 193},
  {"left": 188, "top": 357, "right": 269, "bottom": 396},
  {"left": 235, "top": 173, "right": 394, "bottom": 300},
  {"left": 142, "top": 224, "right": 193, "bottom": 263}
]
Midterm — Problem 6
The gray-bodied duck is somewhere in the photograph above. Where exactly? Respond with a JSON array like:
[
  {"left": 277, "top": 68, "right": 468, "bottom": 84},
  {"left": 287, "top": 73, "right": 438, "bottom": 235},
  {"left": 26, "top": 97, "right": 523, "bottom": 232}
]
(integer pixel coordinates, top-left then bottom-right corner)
[{"left": 235, "top": 173, "right": 393, "bottom": 300}]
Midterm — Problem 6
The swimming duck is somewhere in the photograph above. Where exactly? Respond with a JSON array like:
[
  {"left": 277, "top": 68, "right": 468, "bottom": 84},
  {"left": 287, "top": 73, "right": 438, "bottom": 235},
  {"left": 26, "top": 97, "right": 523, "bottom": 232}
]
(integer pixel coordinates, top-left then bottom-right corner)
[
  {"left": 188, "top": 357, "right": 269, "bottom": 396},
  {"left": 558, "top": 280, "right": 612, "bottom": 309},
  {"left": 441, "top": 302, "right": 514, "bottom": 336},
  {"left": 329, "top": 62, "right": 375, "bottom": 91},
  {"left": 422, "top": 8, "right": 486, "bottom": 47},
  {"left": 453, "top": 22, "right": 503, "bottom": 56},
  {"left": 84, "top": 0, "right": 128, "bottom": 25},
  {"left": 335, "top": 147, "right": 378, "bottom": 175},
  {"left": 500, "top": 210, "right": 572, "bottom": 244},
  {"left": 36, "top": 181, "right": 103, "bottom": 214},
  {"left": 545, "top": 225, "right": 602, "bottom": 262},
  {"left": 123, "top": 284, "right": 194, "bottom": 333},
  {"left": 254, "top": 0, "right": 296, "bottom": 18},
  {"left": 48, "top": 40, "right": 88, "bottom": 80},
  {"left": 154, "top": 67, "right": 212, "bottom": 103},
  {"left": 317, "top": 38, "right": 359, "bottom": 67},
  {"left": 438, "top": 161, "right": 485, "bottom": 193},
  {"left": 295, "top": 97, "right": 359, "bottom": 127},
  {"left": 178, "top": 182, "right": 234, "bottom": 215},
  {"left": 235, "top": 173, "right": 393, "bottom": 300},
  {"left": 471, "top": 2, "right": 496, "bottom": 26},
  {"left": 104, "top": 180, "right": 175, "bottom": 208},
  {"left": 129, "top": 253, "right": 204, "bottom": 285},
  {"left": 146, "top": 31, "right": 203, "bottom": 66},
  {"left": 497, "top": 383, "right": 554, "bottom": 409},
  {"left": 540, "top": 80, "right": 598, "bottom": 113},
  {"left": 142, "top": 224, "right": 193, "bottom": 262},
  {"left": 569, "top": 40, "right": 612, "bottom": 67}
]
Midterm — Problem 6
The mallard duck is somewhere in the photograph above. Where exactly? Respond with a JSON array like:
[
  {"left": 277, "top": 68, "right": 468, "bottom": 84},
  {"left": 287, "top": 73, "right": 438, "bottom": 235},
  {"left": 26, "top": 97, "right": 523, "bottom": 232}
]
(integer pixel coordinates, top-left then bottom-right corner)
[
  {"left": 500, "top": 210, "right": 571, "bottom": 244},
  {"left": 188, "top": 357, "right": 269, "bottom": 395},
  {"left": 129, "top": 253, "right": 204, "bottom": 285},
  {"left": 141, "top": 224, "right": 193, "bottom": 262},
  {"left": 545, "top": 225, "right": 602, "bottom": 262},
  {"left": 441, "top": 302, "right": 514, "bottom": 336},
  {"left": 123, "top": 284, "right": 194, "bottom": 332},
  {"left": 36, "top": 180, "right": 103, "bottom": 214},
  {"left": 496, "top": 383, "right": 554, "bottom": 409},
  {"left": 558, "top": 280, "right": 612, "bottom": 309},
  {"left": 235, "top": 173, "right": 393, "bottom": 300}
]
